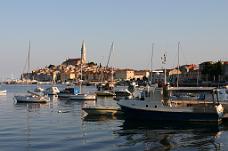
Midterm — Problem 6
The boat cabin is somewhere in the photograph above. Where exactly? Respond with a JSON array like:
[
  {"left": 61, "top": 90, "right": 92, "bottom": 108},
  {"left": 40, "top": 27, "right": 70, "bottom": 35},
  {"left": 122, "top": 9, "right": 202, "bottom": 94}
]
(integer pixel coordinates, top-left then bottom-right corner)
[{"left": 166, "top": 87, "right": 220, "bottom": 107}]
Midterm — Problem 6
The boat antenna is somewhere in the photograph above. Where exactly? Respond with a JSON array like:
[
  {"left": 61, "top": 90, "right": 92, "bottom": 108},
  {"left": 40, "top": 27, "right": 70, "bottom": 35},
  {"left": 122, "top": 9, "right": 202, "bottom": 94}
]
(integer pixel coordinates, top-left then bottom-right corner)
[{"left": 161, "top": 52, "right": 167, "bottom": 85}]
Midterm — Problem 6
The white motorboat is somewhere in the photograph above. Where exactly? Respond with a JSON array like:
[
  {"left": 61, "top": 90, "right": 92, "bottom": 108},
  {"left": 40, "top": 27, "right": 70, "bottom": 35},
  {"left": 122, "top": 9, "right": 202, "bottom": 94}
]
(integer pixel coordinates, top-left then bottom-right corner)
[
  {"left": 69, "top": 93, "right": 97, "bottom": 100},
  {"left": 57, "top": 87, "right": 80, "bottom": 98},
  {"left": 14, "top": 91, "right": 50, "bottom": 103},
  {"left": 44, "top": 86, "right": 60, "bottom": 95},
  {"left": 0, "top": 90, "right": 7, "bottom": 96}
]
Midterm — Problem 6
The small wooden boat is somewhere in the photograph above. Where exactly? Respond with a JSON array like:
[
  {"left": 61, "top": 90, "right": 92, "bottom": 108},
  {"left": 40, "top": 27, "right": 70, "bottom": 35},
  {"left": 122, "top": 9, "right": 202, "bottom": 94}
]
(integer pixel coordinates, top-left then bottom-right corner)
[
  {"left": 82, "top": 106, "right": 122, "bottom": 116},
  {"left": 14, "top": 91, "right": 50, "bottom": 103}
]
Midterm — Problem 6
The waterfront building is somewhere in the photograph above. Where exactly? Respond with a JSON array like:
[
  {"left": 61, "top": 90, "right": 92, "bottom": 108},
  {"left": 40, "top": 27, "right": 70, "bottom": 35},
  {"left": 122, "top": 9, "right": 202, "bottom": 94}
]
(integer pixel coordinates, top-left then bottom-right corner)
[
  {"left": 60, "top": 71, "right": 76, "bottom": 82},
  {"left": 134, "top": 70, "right": 150, "bottom": 80},
  {"left": 115, "top": 69, "right": 134, "bottom": 81}
]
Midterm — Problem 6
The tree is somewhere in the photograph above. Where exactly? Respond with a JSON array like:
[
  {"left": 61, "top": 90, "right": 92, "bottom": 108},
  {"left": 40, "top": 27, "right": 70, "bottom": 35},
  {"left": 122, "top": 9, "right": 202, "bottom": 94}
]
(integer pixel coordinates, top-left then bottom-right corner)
[{"left": 201, "top": 61, "right": 223, "bottom": 81}]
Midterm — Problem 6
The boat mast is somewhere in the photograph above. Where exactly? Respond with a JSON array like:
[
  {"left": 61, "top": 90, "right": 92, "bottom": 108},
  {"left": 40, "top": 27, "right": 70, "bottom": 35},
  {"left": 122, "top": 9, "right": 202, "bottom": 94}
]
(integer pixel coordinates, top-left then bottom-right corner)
[
  {"left": 80, "top": 41, "right": 84, "bottom": 93},
  {"left": 177, "top": 42, "right": 180, "bottom": 87},
  {"left": 21, "top": 40, "right": 31, "bottom": 81},
  {"left": 106, "top": 41, "right": 114, "bottom": 68},
  {"left": 28, "top": 40, "right": 31, "bottom": 74},
  {"left": 106, "top": 41, "right": 114, "bottom": 83},
  {"left": 150, "top": 43, "right": 154, "bottom": 85}
]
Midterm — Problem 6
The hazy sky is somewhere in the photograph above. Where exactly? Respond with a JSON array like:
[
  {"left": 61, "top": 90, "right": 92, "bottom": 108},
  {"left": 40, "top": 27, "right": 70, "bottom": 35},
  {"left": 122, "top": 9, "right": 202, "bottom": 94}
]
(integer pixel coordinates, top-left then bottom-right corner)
[{"left": 0, "top": 0, "right": 227, "bottom": 80}]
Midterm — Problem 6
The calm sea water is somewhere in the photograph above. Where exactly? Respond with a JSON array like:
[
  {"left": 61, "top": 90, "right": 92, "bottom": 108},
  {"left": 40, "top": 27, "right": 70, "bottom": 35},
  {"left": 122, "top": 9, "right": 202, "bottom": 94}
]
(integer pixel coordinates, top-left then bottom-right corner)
[{"left": 1, "top": 84, "right": 228, "bottom": 151}]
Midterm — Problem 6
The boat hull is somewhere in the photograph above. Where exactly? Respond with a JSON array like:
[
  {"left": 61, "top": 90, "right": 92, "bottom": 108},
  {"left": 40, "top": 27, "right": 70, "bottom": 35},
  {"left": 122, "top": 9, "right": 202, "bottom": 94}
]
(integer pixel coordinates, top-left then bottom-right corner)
[
  {"left": 120, "top": 105, "right": 221, "bottom": 122},
  {"left": 118, "top": 100, "right": 223, "bottom": 123},
  {"left": 83, "top": 107, "right": 122, "bottom": 115},
  {"left": 14, "top": 96, "right": 49, "bottom": 103}
]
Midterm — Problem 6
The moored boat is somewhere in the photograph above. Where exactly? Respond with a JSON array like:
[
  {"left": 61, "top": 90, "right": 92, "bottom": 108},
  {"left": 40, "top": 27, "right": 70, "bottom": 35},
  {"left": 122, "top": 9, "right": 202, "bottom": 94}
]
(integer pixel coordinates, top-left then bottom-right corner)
[
  {"left": 14, "top": 91, "right": 50, "bottom": 103},
  {"left": 57, "top": 87, "right": 80, "bottom": 98},
  {"left": 118, "top": 99, "right": 223, "bottom": 123},
  {"left": 44, "top": 86, "right": 60, "bottom": 95},
  {"left": 82, "top": 106, "right": 122, "bottom": 116},
  {"left": 69, "top": 93, "right": 97, "bottom": 100}
]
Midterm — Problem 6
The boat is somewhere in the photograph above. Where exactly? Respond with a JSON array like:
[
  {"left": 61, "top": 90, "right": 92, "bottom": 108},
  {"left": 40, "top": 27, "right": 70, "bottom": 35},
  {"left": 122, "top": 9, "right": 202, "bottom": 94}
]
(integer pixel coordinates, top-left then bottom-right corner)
[
  {"left": 96, "top": 90, "right": 116, "bottom": 97},
  {"left": 117, "top": 86, "right": 224, "bottom": 123},
  {"left": 14, "top": 91, "right": 50, "bottom": 103},
  {"left": 57, "top": 87, "right": 80, "bottom": 98},
  {"left": 96, "top": 82, "right": 115, "bottom": 97},
  {"left": 0, "top": 90, "right": 7, "bottom": 96},
  {"left": 114, "top": 88, "right": 132, "bottom": 97},
  {"left": 44, "top": 86, "right": 60, "bottom": 95},
  {"left": 118, "top": 100, "right": 223, "bottom": 123},
  {"left": 69, "top": 93, "right": 97, "bottom": 100},
  {"left": 82, "top": 106, "right": 122, "bottom": 116}
]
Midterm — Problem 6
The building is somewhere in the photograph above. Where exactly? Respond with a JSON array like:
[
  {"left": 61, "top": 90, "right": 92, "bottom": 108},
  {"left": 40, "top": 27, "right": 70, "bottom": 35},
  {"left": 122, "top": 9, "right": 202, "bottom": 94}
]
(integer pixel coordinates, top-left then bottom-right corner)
[
  {"left": 60, "top": 71, "right": 76, "bottom": 82},
  {"left": 115, "top": 69, "right": 134, "bottom": 80},
  {"left": 62, "top": 58, "right": 81, "bottom": 66},
  {"left": 134, "top": 70, "right": 150, "bottom": 80}
]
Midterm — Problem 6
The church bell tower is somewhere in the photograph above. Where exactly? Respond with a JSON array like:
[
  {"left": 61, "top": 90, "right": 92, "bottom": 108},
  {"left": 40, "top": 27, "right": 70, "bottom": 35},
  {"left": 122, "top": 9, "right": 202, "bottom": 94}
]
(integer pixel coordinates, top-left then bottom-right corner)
[{"left": 81, "top": 40, "right": 86, "bottom": 64}]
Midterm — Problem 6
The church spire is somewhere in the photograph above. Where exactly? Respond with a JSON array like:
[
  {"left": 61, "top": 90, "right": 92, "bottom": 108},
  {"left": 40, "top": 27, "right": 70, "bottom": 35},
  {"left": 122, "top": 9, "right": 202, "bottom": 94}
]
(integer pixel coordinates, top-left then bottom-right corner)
[{"left": 81, "top": 40, "right": 86, "bottom": 64}]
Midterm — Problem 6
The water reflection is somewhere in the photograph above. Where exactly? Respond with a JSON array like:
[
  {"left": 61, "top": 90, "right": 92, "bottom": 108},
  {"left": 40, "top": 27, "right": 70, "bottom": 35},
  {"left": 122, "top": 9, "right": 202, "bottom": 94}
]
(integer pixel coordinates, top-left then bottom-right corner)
[{"left": 115, "top": 120, "right": 223, "bottom": 150}]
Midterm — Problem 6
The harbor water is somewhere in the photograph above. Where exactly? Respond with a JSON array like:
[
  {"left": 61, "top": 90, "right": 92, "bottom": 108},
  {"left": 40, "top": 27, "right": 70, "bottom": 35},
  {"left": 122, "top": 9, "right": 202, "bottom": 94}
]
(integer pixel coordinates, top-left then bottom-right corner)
[{"left": 1, "top": 84, "right": 228, "bottom": 151}]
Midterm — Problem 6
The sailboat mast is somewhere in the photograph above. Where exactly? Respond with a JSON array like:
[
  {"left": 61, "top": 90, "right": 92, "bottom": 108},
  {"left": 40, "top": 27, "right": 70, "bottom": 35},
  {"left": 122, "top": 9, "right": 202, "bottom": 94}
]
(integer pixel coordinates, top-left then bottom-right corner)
[
  {"left": 177, "top": 42, "right": 180, "bottom": 87},
  {"left": 28, "top": 40, "right": 31, "bottom": 73},
  {"left": 80, "top": 40, "right": 84, "bottom": 93},
  {"left": 106, "top": 41, "right": 114, "bottom": 68},
  {"left": 150, "top": 43, "right": 154, "bottom": 84}
]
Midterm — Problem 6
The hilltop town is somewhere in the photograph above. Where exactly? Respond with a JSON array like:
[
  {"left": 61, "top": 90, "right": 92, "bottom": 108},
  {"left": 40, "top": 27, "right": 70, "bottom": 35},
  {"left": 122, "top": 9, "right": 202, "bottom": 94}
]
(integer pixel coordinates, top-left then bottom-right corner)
[{"left": 3, "top": 42, "right": 228, "bottom": 87}]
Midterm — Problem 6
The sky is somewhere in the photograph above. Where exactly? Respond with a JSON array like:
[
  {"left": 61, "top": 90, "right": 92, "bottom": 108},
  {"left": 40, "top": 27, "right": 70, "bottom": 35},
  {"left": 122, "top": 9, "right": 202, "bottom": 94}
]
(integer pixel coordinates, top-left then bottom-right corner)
[{"left": 0, "top": 0, "right": 227, "bottom": 80}]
